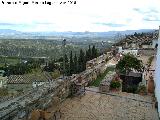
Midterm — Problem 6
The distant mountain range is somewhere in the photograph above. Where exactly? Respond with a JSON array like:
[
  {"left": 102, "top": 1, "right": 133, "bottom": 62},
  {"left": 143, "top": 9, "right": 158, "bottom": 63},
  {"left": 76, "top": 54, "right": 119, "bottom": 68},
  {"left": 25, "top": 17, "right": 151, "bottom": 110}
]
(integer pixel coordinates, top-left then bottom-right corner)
[{"left": 0, "top": 29, "right": 156, "bottom": 39}]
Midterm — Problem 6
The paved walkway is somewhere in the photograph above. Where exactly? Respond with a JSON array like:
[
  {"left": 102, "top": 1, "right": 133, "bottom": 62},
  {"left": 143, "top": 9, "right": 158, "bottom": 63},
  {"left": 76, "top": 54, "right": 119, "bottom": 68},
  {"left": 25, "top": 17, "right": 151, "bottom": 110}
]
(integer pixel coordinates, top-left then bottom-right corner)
[
  {"left": 86, "top": 87, "right": 153, "bottom": 103},
  {"left": 60, "top": 91, "right": 159, "bottom": 120}
]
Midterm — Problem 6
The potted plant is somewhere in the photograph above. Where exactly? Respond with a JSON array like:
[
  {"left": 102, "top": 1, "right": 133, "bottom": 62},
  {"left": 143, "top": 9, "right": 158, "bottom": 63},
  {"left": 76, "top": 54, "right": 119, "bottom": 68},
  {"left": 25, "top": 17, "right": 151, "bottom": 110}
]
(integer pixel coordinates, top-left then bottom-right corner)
[{"left": 137, "top": 84, "right": 147, "bottom": 95}]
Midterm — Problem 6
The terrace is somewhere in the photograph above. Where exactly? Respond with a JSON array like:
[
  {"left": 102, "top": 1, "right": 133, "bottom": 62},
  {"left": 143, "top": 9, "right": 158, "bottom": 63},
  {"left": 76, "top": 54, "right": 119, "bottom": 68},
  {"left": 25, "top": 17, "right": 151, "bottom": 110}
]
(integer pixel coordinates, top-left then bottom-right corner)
[{"left": 60, "top": 91, "right": 159, "bottom": 120}]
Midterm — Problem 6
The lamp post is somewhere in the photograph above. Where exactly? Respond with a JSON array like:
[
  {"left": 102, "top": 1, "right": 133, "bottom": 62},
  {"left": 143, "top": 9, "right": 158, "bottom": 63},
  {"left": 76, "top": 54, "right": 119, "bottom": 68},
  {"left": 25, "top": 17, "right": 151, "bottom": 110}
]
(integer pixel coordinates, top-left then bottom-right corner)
[{"left": 62, "top": 39, "right": 66, "bottom": 78}]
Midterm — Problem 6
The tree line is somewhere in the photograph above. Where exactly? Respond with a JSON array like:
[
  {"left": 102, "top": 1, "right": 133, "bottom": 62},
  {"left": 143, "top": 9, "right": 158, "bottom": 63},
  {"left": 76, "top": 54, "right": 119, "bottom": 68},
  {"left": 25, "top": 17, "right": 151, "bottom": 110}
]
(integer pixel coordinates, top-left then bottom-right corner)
[
  {"left": 1, "top": 45, "right": 99, "bottom": 77},
  {"left": 63, "top": 45, "right": 99, "bottom": 76}
]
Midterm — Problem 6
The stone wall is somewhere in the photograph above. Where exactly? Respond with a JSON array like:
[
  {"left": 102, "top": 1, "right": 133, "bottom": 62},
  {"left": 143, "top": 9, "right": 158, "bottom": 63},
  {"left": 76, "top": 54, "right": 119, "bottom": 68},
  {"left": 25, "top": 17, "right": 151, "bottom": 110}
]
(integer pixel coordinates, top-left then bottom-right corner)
[
  {"left": 99, "top": 72, "right": 116, "bottom": 93},
  {"left": 0, "top": 60, "right": 108, "bottom": 120}
]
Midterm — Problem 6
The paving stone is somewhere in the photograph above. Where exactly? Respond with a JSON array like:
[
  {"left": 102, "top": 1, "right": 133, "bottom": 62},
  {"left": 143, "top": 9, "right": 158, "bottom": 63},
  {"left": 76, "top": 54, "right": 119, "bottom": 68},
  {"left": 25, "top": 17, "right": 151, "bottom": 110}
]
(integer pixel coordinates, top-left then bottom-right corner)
[{"left": 60, "top": 91, "right": 159, "bottom": 120}]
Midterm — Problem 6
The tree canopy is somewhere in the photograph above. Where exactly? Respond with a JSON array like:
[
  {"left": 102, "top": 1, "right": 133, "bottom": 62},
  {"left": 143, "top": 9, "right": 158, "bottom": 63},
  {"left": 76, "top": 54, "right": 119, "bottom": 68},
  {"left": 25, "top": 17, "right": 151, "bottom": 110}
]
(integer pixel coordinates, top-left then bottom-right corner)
[{"left": 116, "top": 54, "right": 143, "bottom": 74}]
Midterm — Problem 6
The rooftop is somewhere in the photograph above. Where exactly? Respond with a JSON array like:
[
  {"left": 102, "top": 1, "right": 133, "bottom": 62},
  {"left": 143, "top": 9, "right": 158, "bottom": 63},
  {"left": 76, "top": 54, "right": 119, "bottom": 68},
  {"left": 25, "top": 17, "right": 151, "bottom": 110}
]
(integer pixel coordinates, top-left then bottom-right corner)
[
  {"left": 120, "top": 71, "right": 142, "bottom": 77},
  {"left": 7, "top": 72, "right": 52, "bottom": 84}
]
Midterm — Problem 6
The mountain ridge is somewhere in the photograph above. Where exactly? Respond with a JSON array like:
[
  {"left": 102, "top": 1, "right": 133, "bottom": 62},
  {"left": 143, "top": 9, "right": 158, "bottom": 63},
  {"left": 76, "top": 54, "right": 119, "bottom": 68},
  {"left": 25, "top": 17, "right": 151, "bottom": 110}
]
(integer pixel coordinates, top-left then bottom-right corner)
[{"left": 0, "top": 29, "right": 156, "bottom": 39}]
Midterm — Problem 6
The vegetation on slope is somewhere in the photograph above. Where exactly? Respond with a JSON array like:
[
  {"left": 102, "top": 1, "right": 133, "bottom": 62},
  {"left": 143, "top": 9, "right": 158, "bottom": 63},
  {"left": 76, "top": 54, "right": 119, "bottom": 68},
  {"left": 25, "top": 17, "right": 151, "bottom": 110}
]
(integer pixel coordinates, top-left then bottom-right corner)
[
  {"left": 0, "top": 45, "right": 99, "bottom": 77},
  {"left": 89, "top": 67, "right": 115, "bottom": 87}
]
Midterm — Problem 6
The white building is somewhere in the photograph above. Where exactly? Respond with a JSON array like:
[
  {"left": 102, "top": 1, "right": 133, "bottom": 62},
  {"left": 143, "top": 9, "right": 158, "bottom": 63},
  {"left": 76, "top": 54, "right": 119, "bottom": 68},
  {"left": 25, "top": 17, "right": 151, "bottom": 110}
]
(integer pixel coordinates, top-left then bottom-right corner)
[
  {"left": 152, "top": 39, "right": 158, "bottom": 48},
  {"left": 32, "top": 81, "right": 46, "bottom": 88},
  {"left": 0, "top": 76, "right": 7, "bottom": 88},
  {"left": 142, "top": 44, "right": 152, "bottom": 49},
  {"left": 118, "top": 47, "right": 138, "bottom": 56},
  {"left": 155, "top": 26, "right": 160, "bottom": 117}
]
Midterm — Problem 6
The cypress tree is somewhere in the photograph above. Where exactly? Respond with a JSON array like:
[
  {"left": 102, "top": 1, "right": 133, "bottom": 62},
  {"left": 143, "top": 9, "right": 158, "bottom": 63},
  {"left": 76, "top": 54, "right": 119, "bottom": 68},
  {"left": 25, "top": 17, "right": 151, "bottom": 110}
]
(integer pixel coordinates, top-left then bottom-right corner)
[
  {"left": 69, "top": 51, "right": 74, "bottom": 75},
  {"left": 78, "top": 49, "right": 85, "bottom": 72},
  {"left": 78, "top": 50, "right": 82, "bottom": 73},
  {"left": 91, "top": 45, "right": 99, "bottom": 59},
  {"left": 73, "top": 53, "right": 78, "bottom": 74},
  {"left": 64, "top": 54, "right": 69, "bottom": 76},
  {"left": 85, "top": 50, "right": 90, "bottom": 62},
  {"left": 91, "top": 45, "right": 95, "bottom": 59},
  {"left": 95, "top": 48, "right": 98, "bottom": 58},
  {"left": 88, "top": 45, "right": 92, "bottom": 60}
]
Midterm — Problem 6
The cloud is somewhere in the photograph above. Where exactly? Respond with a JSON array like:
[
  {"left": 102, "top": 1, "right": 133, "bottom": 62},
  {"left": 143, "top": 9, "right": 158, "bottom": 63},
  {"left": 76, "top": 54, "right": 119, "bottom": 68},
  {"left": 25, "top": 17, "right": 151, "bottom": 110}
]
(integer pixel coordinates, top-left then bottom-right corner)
[
  {"left": 133, "top": 7, "right": 160, "bottom": 23},
  {"left": 0, "top": 0, "right": 159, "bottom": 31},
  {"left": 149, "top": 9, "right": 159, "bottom": 14},
  {"left": 133, "top": 8, "right": 159, "bottom": 14},
  {"left": 32, "top": 22, "right": 54, "bottom": 25},
  {"left": 0, "top": 23, "right": 21, "bottom": 26},
  {"left": 133, "top": 8, "right": 144, "bottom": 14},
  {"left": 143, "top": 15, "right": 160, "bottom": 22},
  {"left": 0, "top": 23, "right": 28, "bottom": 28},
  {"left": 94, "top": 23, "right": 126, "bottom": 27},
  {"left": 0, "top": 22, "right": 35, "bottom": 32}
]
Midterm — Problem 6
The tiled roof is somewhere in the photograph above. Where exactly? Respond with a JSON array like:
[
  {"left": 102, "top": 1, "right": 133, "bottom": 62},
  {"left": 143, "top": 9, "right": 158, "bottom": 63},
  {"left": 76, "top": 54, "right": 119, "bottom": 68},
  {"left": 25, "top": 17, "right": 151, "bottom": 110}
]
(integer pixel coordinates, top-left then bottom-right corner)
[
  {"left": 7, "top": 72, "right": 52, "bottom": 84},
  {"left": 7, "top": 75, "right": 33, "bottom": 84},
  {"left": 120, "top": 72, "right": 142, "bottom": 77},
  {"left": 128, "top": 72, "right": 142, "bottom": 77}
]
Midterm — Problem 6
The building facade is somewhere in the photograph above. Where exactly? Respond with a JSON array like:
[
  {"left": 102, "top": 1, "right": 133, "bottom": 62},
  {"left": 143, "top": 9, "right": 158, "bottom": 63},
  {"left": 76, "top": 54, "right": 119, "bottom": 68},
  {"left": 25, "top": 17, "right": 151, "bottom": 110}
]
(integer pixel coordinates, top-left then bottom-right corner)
[
  {"left": 155, "top": 26, "right": 160, "bottom": 117},
  {"left": 118, "top": 46, "right": 138, "bottom": 56}
]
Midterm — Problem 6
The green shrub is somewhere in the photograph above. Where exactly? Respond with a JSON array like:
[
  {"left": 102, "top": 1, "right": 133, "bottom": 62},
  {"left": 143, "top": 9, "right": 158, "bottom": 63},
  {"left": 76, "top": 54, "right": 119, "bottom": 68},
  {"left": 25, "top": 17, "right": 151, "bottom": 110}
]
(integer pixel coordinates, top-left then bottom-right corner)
[
  {"left": 105, "top": 57, "right": 109, "bottom": 62},
  {"left": 0, "top": 88, "right": 8, "bottom": 96},
  {"left": 147, "top": 56, "right": 154, "bottom": 67},
  {"left": 136, "top": 85, "right": 147, "bottom": 94},
  {"left": 110, "top": 80, "right": 121, "bottom": 89}
]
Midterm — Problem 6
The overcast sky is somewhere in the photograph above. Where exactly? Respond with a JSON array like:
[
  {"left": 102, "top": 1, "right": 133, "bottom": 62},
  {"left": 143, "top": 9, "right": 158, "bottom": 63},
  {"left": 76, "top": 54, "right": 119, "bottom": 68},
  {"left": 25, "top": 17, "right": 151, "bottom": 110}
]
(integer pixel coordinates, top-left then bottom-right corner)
[{"left": 0, "top": 0, "right": 160, "bottom": 32}]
